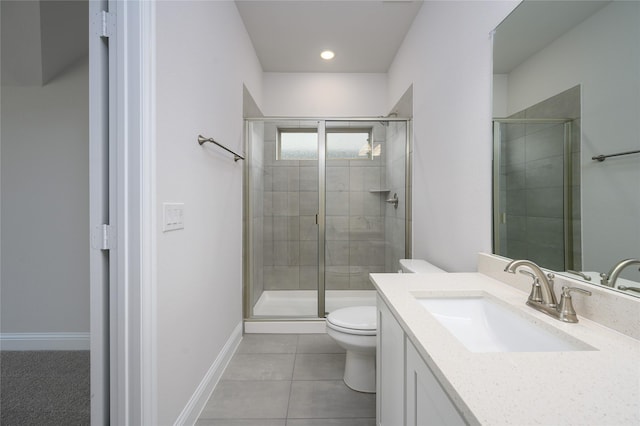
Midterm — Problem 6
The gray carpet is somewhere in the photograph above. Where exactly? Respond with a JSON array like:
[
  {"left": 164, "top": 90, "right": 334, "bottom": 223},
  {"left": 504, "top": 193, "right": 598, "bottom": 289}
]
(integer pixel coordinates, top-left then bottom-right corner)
[{"left": 1, "top": 351, "right": 90, "bottom": 425}]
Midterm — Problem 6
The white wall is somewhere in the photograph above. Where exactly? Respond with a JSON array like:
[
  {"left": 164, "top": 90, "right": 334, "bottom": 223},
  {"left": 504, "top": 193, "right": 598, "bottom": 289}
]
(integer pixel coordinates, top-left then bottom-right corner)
[
  {"left": 155, "top": 1, "right": 262, "bottom": 423},
  {"left": 262, "top": 72, "right": 387, "bottom": 117},
  {"left": 493, "top": 74, "right": 509, "bottom": 117},
  {"left": 504, "top": 1, "right": 640, "bottom": 275},
  {"left": 1, "top": 57, "right": 89, "bottom": 335},
  {"left": 388, "top": 1, "right": 518, "bottom": 272}
]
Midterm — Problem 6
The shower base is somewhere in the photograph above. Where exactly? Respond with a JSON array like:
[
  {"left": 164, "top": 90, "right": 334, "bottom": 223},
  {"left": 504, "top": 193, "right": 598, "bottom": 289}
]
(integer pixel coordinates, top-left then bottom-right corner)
[
  {"left": 252, "top": 290, "right": 377, "bottom": 317},
  {"left": 246, "top": 290, "right": 377, "bottom": 333}
]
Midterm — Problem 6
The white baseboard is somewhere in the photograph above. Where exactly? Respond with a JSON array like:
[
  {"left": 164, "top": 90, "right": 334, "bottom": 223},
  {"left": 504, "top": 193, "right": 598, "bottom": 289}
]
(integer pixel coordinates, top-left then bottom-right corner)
[
  {"left": 244, "top": 320, "right": 327, "bottom": 334},
  {"left": 173, "top": 322, "right": 243, "bottom": 426},
  {"left": 0, "top": 332, "right": 90, "bottom": 350}
]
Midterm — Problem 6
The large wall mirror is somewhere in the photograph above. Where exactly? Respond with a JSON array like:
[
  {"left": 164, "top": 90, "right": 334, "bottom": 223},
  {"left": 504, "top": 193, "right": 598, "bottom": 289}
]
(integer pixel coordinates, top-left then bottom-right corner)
[{"left": 492, "top": 0, "right": 640, "bottom": 297}]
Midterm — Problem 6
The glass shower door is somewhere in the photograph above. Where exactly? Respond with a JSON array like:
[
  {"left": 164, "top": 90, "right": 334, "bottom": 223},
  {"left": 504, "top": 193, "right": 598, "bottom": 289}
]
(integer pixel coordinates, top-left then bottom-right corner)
[
  {"left": 245, "top": 118, "right": 409, "bottom": 320},
  {"left": 493, "top": 119, "right": 578, "bottom": 272},
  {"left": 322, "top": 120, "right": 407, "bottom": 316},
  {"left": 246, "top": 119, "right": 320, "bottom": 318}
]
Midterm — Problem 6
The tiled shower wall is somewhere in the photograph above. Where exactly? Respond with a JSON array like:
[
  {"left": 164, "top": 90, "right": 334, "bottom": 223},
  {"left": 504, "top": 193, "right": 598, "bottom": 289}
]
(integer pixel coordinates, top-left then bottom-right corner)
[
  {"left": 262, "top": 121, "right": 319, "bottom": 292},
  {"left": 254, "top": 121, "right": 406, "bottom": 294},
  {"left": 324, "top": 122, "right": 388, "bottom": 290},
  {"left": 248, "top": 119, "right": 408, "bottom": 315},
  {"left": 498, "top": 86, "right": 581, "bottom": 271}
]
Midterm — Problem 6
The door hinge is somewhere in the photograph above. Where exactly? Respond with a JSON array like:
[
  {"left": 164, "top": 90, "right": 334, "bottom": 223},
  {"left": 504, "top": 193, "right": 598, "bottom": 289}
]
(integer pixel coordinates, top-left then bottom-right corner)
[
  {"left": 92, "top": 224, "right": 115, "bottom": 250},
  {"left": 99, "top": 10, "right": 115, "bottom": 38}
]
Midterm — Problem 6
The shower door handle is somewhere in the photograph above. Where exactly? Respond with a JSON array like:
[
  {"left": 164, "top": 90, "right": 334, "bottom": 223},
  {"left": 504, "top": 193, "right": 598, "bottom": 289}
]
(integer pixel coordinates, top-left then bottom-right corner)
[{"left": 386, "top": 193, "right": 399, "bottom": 209}]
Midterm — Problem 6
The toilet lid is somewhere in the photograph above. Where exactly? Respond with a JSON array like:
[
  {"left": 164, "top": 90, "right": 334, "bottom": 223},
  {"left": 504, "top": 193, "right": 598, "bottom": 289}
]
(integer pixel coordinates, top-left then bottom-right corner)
[{"left": 327, "top": 306, "right": 377, "bottom": 331}]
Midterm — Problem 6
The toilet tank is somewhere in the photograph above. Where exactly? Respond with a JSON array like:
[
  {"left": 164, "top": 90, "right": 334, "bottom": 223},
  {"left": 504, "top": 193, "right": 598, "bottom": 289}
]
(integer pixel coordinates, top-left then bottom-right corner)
[{"left": 399, "top": 259, "right": 446, "bottom": 273}]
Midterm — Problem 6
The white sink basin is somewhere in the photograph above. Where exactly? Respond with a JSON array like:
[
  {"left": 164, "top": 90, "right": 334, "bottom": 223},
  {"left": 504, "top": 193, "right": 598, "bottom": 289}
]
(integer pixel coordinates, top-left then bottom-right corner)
[{"left": 416, "top": 295, "right": 592, "bottom": 352}]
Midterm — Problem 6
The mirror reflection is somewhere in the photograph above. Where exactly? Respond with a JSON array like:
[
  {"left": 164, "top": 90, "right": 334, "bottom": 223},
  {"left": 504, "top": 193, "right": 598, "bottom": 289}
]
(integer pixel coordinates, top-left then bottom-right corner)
[{"left": 492, "top": 0, "right": 640, "bottom": 296}]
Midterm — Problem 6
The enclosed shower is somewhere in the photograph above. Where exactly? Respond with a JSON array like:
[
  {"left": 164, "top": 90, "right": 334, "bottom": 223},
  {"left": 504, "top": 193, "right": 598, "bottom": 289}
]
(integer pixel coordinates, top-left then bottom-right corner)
[
  {"left": 493, "top": 118, "right": 581, "bottom": 272},
  {"left": 492, "top": 85, "right": 582, "bottom": 274},
  {"left": 244, "top": 119, "right": 410, "bottom": 322}
]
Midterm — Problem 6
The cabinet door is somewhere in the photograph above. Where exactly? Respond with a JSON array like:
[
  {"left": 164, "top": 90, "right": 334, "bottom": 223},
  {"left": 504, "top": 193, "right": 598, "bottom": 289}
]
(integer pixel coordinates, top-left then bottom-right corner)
[
  {"left": 377, "top": 297, "right": 405, "bottom": 426},
  {"left": 406, "top": 341, "right": 466, "bottom": 426}
]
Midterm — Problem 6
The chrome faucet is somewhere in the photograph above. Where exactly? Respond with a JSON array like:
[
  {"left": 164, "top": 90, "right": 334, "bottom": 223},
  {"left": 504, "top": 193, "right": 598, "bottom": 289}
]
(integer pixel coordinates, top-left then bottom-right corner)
[
  {"left": 600, "top": 258, "right": 640, "bottom": 288},
  {"left": 504, "top": 259, "right": 591, "bottom": 323},
  {"left": 504, "top": 259, "right": 557, "bottom": 307}
]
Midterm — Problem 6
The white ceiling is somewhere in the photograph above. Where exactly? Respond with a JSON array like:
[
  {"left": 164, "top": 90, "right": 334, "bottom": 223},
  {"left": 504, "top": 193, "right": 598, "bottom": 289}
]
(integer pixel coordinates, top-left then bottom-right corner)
[
  {"left": 2, "top": 1, "right": 422, "bottom": 83},
  {"left": 493, "top": 0, "right": 610, "bottom": 74},
  {"left": 1, "top": 1, "right": 88, "bottom": 86},
  {"left": 235, "top": 0, "right": 424, "bottom": 73}
]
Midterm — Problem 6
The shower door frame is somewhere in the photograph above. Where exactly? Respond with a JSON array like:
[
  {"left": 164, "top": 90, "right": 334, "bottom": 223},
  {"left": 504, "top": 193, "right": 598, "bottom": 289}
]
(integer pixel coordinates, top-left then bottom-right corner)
[{"left": 243, "top": 117, "right": 412, "bottom": 322}]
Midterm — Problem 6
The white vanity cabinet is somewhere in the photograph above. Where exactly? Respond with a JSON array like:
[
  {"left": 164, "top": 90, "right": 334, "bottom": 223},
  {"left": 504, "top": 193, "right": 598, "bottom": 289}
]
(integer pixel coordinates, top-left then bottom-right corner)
[
  {"left": 377, "top": 295, "right": 466, "bottom": 426},
  {"left": 405, "top": 340, "right": 466, "bottom": 426},
  {"left": 376, "top": 296, "right": 405, "bottom": 426},
  {"left": 372, "top": 270, "right": 640, "bottom": 425}
]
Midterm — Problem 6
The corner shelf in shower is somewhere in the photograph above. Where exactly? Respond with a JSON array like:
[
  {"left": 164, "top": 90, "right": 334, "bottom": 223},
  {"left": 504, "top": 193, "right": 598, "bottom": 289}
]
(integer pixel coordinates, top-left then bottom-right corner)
[{"left": 369, "top": 189, "right": 391, "bottom": 193}]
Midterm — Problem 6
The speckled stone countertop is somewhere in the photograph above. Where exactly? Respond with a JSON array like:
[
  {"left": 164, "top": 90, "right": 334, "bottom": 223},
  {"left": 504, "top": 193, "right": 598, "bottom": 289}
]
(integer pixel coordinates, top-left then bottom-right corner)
[{"left": 371, "top": 272, "right": 640, "bottom": 426}]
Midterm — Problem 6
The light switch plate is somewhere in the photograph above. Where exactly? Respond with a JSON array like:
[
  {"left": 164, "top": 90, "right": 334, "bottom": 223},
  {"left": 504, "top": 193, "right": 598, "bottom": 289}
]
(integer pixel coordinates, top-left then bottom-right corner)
[{"left": 163, "top": 203, "right": 185, "bottom": 232}]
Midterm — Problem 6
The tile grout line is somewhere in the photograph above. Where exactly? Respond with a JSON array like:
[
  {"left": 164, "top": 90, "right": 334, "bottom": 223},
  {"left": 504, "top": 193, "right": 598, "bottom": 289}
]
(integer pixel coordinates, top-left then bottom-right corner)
[
  {"left": 197, "top": 334, "right": 373, "bottom": 424},
  {"left": 284, "top": 334, "right": 300, "bottom": 422}
]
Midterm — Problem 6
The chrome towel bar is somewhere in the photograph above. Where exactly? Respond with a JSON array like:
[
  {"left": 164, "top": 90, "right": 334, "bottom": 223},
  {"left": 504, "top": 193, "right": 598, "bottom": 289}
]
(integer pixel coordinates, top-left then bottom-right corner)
[
  {"left": 591, "top": 149, "right": 640, "bottom": 162},
  {"left": 198, "top": 135, "right": 245, "bottom": 162}
]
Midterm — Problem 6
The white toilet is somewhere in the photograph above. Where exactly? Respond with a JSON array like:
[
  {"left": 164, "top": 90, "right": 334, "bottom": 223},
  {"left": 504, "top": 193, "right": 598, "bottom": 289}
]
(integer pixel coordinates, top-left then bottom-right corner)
[
  {"left": 326, "top": 306, "right": 377, "bottom": 393},
  {"left": 326, "top": 259, "right": 446, "bottom": 393}
]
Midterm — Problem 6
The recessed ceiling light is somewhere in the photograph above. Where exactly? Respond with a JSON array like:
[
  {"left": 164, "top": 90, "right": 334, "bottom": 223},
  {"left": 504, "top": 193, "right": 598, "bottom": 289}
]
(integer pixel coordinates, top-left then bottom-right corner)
[{"left": 320, "top": 50, "right": 335, "bottom": 60}]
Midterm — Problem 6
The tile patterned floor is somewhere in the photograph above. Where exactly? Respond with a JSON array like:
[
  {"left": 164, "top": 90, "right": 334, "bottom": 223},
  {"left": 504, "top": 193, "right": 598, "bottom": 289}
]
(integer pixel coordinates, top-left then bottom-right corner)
[{"left": 196, "top": 334, "right": 376, "bottom": 426}]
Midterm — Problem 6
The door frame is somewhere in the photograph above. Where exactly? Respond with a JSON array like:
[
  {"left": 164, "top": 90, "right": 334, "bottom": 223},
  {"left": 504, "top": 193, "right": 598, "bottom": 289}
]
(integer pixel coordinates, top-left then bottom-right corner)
[
  {"left": 89, "top": 0, "right": 157, "bottom": 424},
  {"left": 317, "top": 121, "right": 327, "bottom": 318},
  {"left": 89, "top": 0, "right": 111, "bottom": 422}
]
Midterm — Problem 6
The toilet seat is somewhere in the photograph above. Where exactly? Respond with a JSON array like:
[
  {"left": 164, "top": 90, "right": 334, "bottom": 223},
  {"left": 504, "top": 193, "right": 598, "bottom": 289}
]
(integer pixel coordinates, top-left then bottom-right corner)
[{"left": 326, "top": 306, "right": 377, "bottom": 336}]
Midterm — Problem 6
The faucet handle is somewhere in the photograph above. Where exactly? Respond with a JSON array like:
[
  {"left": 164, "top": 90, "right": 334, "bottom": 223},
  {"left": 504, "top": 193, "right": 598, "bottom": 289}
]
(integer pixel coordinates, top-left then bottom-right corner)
[
  {"left": 562, "top": 286, "right": 592, "bottom": 297},
  {"left": 546, "top": 273, "right": 555, "bottom": 290},
  {"left": 600, "top": 272, "right": 610, "bottom": 286},
  {"left": 558, "top": 286, "right": 592, "bottom": 323},
  {"left": 519, "top": 270, "right": 543, "bottom": 303}
]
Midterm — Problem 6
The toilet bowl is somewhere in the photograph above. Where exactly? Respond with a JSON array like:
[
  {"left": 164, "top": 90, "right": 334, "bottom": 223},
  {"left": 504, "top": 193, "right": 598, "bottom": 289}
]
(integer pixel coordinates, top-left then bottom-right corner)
[
  {"left": 326, "top": 306, "right": 377, "bottom": 393},
  {"left": 326, "top": 259, "right": 446, "bottom": 393}
]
